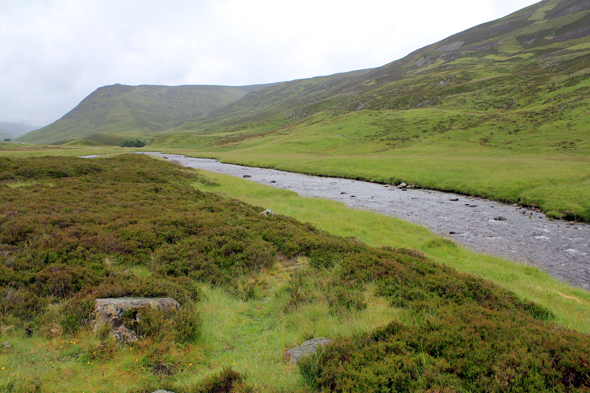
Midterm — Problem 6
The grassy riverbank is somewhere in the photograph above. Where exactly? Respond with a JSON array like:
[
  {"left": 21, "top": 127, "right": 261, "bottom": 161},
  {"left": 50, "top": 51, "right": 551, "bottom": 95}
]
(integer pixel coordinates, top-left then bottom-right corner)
[
  {"left": 188, "top": 168, "right": 590, "bottom": 333},
  {"left": 149, "top": 110, "right": 590, "bottom": 222}
]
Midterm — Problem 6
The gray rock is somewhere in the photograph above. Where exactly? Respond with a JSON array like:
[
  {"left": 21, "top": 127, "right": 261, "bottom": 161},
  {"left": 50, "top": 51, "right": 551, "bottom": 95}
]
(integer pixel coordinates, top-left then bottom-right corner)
[
  {"left": 93, "top": 297, "right": 180, "bottom": 342},
  {"left": 260, "top": 209, "right": 277, "bottom": 216},
  {"left": 285, "top": 338, "right": 333, "bottom": 364},
  {"left": 2, "top": 342, "right": 9, "bottom": 348},
  {"left": 398, "top": 182, "right": 407, "bottom": 189},
  {"left": 152, "top": 390, "right": 175, "bottom": 393}
]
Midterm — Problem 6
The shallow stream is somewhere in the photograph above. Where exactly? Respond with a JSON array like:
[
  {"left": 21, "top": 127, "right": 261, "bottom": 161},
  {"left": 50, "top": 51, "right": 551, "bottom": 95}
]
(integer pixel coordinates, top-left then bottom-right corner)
[{"left": 141, "top": 152, "right": 590, "bottom": 290}]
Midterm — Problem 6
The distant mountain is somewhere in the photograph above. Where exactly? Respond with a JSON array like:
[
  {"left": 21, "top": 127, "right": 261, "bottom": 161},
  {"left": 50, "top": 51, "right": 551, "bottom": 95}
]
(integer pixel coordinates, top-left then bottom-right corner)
[
  {"left": 0, "top": 122, "right": 39, "bottom": 139},
  {"left": 18, "top": 83, "right": 272, "bottom": 144}
]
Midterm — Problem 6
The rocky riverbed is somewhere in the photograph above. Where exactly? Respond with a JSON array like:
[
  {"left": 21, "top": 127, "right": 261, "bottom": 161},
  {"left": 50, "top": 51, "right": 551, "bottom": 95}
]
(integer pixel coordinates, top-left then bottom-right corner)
[{"left": 141, "top": 153, "right": 590, "bottom": 290}]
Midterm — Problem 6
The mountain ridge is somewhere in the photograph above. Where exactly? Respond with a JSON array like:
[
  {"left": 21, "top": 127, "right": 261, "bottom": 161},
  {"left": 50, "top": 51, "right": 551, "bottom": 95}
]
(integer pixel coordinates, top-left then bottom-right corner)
[{"left": 18, "top": 83, "right": 274, "bottom": 144}]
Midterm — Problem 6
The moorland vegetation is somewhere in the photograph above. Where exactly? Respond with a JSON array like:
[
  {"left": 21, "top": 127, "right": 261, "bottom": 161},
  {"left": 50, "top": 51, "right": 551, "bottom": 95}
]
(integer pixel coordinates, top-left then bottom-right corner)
[{"left": 0, "top": 153, "right": 589, "bottom": 392}]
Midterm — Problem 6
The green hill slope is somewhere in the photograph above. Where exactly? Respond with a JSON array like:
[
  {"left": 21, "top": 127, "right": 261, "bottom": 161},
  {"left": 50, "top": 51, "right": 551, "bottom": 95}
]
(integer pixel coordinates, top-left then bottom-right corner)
[
  {"left": 18, "top": 83, "right": 271, "bottom": 144},
  {"left": 159, "top": 0, "right": 590, "bottom": 142},
  {"left": 151, "top": 0, "right": 590, "bottom": 220},
  {"left": 167, "top": 69, "right": 373, "bottom": 134}
]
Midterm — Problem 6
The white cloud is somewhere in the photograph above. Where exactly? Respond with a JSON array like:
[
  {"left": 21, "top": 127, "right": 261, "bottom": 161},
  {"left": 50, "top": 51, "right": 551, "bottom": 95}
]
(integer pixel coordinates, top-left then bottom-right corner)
[{"left": 0, "top": 0, "right": 539, "bottom": 126}]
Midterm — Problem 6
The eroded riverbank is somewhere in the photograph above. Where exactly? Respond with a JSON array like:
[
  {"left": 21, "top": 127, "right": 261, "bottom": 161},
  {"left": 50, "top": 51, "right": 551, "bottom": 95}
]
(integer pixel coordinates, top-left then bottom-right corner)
[{"left": 142, "top": 152, "right": 590, "bottom": 290}]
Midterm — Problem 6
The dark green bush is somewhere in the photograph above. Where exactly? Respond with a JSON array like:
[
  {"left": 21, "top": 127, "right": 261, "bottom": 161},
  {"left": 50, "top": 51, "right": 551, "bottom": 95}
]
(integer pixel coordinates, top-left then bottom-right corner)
[
  {"left": 59, "top": 296, "right": 95, "bottom": 334},
  {"left": 0, "top": 287, "right": 47, "bottom": 322},
  {"left": 188, "top": 367, "right": 245, "bottom": 393},
  {"left": 307, "top": 304, "right": 590, "bottom": 392},
  {"left": 122, "top": 306, "right": 171, "bottom": 340},
  {"left": 173, "top": 306, "right": 201, "bottom": 343},
  {"left": 119, "top": 139, "right": 146, "bottom": 147}
]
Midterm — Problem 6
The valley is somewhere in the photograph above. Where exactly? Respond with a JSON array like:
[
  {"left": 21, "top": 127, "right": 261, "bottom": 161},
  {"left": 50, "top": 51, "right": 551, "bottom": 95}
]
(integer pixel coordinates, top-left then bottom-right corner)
[{"left": 3, "top": 0, "right": 590, "bottom": 391}]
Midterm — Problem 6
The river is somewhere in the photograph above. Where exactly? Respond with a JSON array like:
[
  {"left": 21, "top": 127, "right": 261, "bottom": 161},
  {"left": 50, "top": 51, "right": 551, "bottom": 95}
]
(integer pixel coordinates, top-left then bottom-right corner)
[{"left": 140, "top": 152, "right": 590, "bottom": 290}]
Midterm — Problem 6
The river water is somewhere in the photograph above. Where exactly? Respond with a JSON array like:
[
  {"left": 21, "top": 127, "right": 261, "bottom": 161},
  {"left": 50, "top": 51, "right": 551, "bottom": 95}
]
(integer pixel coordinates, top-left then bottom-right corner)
[{"left": 141, "top": 152, "right": 590, "bottom": 290}]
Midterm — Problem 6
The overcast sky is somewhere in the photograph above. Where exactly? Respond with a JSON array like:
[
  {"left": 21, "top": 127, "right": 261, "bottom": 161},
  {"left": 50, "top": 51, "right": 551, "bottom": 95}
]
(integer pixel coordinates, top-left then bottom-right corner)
[{"left": 1, "top": 0, "right": 540, "bottom": 127}]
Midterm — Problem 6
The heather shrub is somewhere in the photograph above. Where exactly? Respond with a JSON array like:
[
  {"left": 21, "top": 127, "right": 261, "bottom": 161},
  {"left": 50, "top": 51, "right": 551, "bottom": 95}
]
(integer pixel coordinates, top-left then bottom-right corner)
[
  {"left": 120, "top": 304, "right": 201, "bottom": 343},
  {"left": 173, "top": 306, "right": 201, "bottom": 343},
  {"left": 187, "top": 367, "right": 246, "bottom": 393},
  {"left": 2, "top": 154, "right": 588, "bottom": 392},
  {"left": 306, "top": 303, "right": 590, "bottom": 392},
  {"left": 59, "top": 295, "right": 95, "bottom": 334}
]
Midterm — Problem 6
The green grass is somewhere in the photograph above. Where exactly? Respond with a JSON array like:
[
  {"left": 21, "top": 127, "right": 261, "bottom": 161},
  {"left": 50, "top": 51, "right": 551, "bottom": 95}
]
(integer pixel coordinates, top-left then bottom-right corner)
[{"left": 0, "top": 281, "right": 399, "bottom": 392}]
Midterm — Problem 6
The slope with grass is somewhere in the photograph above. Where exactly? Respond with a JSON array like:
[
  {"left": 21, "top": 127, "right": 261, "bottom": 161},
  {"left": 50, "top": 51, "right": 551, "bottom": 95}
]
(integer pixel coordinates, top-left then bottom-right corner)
[
  {"left": 18, "top": 83, "right": 272, "bottom": 145},
  {"left": 149, "top": 0, "right": 590, "bottom": 220},
  {"left": 155, "top": 0, "right": 590, "bottom": 139},
  {"left": 1, "top": 153, "right": 589, "bottom": 392}
]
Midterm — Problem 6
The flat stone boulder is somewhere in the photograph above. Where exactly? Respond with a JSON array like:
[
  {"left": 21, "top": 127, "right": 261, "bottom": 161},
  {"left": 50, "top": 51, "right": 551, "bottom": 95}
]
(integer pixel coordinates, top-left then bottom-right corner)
[
  {"left": 93, "top": 297, "right": 180, "bottom": 342},
  {"left": 285, "top": 338, "right": 333, "bottom": 364}
]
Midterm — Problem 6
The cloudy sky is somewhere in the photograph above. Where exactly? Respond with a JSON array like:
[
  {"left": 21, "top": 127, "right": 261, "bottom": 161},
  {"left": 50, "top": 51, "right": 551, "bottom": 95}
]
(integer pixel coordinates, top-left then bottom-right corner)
[{"left": 1, "top": 0, "right": 540, "bottom": 128}]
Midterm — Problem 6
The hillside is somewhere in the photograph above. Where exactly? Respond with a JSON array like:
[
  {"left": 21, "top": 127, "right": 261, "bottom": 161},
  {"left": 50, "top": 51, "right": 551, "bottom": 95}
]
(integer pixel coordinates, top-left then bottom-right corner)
[
  {"left": 18, "top": 83, "right": 271, "bottom": 144},
  {"left": 166, "top": 69, "right": 372, "bottom": 134},
  {"left": 157, "top": 0, "right": 590, "bottom": 145},
  {"left": 149, "top": 0, "right": 590, "bottom": 221},
  {"left": 1, "top": 154, "right": 589, "bottom": 392}
]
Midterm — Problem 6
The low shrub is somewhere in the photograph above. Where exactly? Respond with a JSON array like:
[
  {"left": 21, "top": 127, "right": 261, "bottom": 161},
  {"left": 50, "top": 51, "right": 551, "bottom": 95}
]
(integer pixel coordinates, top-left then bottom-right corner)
[
  {"left": 187, "top": 367, "right": 246, "bottom": 393},
  {"left": 119, "top": 139, "right": 146, "bottom": 147},
  {"left": 307, "top": 303, "right": 590, "bottom": 392},
  {"left": 59, "top": 295, "right": 95, "bottom": 334},
  {"left": 173, "top": 306, "right": 201, "bottom": 343}
]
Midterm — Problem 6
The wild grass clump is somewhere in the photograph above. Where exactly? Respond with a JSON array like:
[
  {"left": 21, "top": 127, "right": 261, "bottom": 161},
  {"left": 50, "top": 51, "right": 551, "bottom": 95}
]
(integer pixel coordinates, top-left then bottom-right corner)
[
  {"left": 121, "top": 305, "right": 201, "bottom": 343},
  {"left": 185, "top": 367, "right": 251, "bottom": 393}
]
